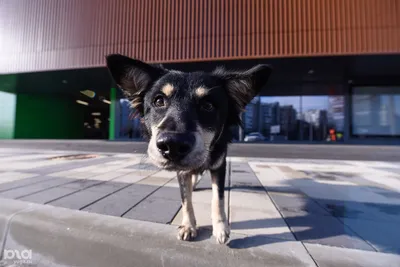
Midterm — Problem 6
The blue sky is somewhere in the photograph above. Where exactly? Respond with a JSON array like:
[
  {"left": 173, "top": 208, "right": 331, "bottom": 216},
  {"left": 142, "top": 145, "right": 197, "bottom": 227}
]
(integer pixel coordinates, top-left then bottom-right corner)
[
  {"left": 260, "top": 95, "right": 400, "bottom": 115},
  {"left": 260, "top": 96, "right": 331, "bottom": 111}
]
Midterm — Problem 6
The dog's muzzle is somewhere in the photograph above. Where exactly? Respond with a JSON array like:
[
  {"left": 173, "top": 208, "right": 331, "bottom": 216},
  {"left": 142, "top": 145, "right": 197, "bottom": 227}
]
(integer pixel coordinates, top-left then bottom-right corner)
[{"left": 156, "top": 132, "right": 196, "bottom": 161}]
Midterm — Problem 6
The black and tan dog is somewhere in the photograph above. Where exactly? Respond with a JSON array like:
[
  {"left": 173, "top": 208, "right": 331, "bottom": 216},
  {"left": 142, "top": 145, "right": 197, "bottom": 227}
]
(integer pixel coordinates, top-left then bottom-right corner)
[{"left": 106, "top": 54, "right": 272, "bottom": 244}]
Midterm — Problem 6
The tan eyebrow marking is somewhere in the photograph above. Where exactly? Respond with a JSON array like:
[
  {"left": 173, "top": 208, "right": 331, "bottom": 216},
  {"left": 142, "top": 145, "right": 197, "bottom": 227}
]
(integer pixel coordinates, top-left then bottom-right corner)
[
  {"left": 195, "top": 86, "right": 207, "bottom": 97},
  {"left": 161, "top": 83, "right": 175, "bottom": 96}
]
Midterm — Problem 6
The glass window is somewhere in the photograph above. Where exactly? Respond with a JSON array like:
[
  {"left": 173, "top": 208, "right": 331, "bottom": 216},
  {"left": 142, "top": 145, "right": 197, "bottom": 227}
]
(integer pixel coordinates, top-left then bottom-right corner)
[
  {"left": 242, "top": 94, "right": 345, "bottom": 142},
  {"left": 352, "top": 86, "right": 400, "bottom": 137},
  {"left": 301, "top": 96, "right": 344, "bottom": 142},
  {"left": 116, "top": 98, "right": 143, "bottom": 140}
]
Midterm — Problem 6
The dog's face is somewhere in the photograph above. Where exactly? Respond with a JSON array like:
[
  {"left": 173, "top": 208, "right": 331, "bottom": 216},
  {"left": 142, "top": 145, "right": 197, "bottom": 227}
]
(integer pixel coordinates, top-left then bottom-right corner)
[{"left": 106, "top": 55, "right": 272, "bottom": 171}]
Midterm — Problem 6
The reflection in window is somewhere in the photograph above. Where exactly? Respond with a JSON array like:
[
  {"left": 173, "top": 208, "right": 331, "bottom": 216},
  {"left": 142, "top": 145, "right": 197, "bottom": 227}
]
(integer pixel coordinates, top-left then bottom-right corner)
[
  {"left": 242, "top": 95, "right": 345, "bottom": 142},
  {"left": 117, "top": 99, "right": 142, "bottom": 140},
  {"left": 352, "top": 87, "right": 400, "bottom": 136}
]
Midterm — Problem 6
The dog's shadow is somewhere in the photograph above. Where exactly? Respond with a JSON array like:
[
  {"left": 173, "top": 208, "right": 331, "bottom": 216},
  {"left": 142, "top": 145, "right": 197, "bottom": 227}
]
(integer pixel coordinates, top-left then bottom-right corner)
[
  {"left": 192, "top": 224, "right": 288, "bottom": 249},
  {"left": 193, "top": 186, "right": 400, "bottom": 251}
]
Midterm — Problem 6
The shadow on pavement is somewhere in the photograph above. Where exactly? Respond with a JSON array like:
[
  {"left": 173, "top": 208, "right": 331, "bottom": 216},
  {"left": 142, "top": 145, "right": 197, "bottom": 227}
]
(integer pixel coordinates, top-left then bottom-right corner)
[{"left": 228, "top": 176, "right": 400, "bottom": 254}]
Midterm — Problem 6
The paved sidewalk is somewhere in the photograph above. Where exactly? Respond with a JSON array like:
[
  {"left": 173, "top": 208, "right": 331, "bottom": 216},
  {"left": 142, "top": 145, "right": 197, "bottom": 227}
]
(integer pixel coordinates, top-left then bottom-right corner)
[{"left": 0, "top": 147, "right": 400, "bottom": 266}]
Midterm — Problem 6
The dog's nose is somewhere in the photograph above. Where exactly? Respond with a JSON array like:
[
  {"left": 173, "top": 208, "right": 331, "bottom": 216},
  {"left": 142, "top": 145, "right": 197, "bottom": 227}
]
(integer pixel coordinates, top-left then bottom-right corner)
[{"left": 156, "top": 132, "right": 196, "bottom": 161}]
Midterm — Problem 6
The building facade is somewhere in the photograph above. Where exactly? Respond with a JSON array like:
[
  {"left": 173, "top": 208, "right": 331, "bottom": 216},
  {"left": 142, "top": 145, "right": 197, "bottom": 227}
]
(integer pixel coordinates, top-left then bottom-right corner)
[{"left": 0, "top": 0, "right": 399, "bottom": 143}]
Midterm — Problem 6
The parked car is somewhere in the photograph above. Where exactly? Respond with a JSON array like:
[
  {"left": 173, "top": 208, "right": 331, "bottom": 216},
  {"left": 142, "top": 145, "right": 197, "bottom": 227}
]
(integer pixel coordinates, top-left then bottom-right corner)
[{"left": 244, "top": 132, "right": 266, "bottom": 142}]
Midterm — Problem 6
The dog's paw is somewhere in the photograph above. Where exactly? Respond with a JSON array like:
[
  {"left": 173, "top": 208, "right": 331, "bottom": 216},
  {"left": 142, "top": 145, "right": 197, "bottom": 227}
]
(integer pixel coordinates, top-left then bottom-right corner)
[
  {"left": 177, "top": 224, "right": 197, "bottom": 241},
  {"left": 213, "top": 221, "right": 230, "bottom": 244}
]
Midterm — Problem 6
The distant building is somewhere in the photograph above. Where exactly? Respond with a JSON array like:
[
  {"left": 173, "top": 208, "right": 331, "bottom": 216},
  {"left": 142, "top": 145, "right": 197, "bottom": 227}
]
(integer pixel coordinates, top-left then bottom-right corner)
[
  {"left": 260, "top": 102, "right": 280, "bottom": 135},
  {"left": 244, "top": 97, "right": 261, "bottom": 134},
  {"left": 280, "top": 105, "right": 297, "bottom": 139}
]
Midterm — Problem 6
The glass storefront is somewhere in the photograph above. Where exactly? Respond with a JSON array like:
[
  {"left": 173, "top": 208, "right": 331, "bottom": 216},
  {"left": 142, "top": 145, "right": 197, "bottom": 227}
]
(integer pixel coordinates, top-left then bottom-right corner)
[
  {"left": 242, "top": 95, "right": 345, "bottom": 142},
  {"left": 113, "top": 85, "right": 400, "bottom": 143},
  {"left": 351, "top": 86, "right": 400, "bottom": 138}
]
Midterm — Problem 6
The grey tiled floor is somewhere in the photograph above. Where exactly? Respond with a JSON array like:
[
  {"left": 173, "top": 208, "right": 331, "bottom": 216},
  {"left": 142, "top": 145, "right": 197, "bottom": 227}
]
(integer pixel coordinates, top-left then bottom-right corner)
[{"left": 0, "top": 149, "right": 400, "bottom": 255}]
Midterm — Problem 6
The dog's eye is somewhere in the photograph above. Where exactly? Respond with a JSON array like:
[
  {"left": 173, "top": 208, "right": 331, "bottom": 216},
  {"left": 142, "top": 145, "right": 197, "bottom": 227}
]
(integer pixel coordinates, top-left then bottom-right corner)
[
  {"left": 200, "top": 101, "right": 214, "bottom": 112},
  {"left": 153, "top": 95, "right": 165, "bottom": 107}
]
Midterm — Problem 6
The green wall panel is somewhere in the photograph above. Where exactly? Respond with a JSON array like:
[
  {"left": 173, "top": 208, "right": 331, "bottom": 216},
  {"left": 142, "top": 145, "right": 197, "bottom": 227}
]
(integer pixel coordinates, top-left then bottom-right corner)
[
  {"left": 109, "top": 87, "right": 116, "bottom": 140},
  {"left": 0, "top": 91, "right": 16, "bottom": 139},
  {"left": 14, "top": 94, "right": 84, "bottom": 139}
]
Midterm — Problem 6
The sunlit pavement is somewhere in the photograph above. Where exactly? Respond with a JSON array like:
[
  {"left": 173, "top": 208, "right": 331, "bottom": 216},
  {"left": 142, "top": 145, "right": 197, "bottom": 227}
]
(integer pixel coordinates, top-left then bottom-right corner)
[{"left": 0, "top": 147, "right": 400, "bottom": 267}]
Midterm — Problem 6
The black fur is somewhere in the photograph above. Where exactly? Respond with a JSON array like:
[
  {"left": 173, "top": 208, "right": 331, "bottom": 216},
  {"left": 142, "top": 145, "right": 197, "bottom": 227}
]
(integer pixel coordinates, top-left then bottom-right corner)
[
  {"left": 106, "top": 54, "right": 272, "bottom": 169},
  {"left": 106, "top": 54, "right": 271, "bottom": 243}
]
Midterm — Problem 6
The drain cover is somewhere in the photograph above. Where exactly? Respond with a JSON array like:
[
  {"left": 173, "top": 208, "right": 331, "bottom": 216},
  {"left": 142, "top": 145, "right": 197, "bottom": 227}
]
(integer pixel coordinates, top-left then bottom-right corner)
[{"left": 48, "top": 154, "right": 99, "bottom": 160}]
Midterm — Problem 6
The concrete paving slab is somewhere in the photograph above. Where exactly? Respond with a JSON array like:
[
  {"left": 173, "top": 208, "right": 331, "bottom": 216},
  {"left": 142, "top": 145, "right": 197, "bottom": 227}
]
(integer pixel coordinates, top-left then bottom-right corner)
[
  {"left": 113, "top": 168, "right": 137, "bottom": 173},
  {"left": 85, "top": 171, "right": 130, "bottom": 181},
  {"left": 230, "top": 206, "right": 295, "bottom": 241},
  {"left": 196, "top": 171, "right": 227, "bottom": 189},
  {"left": 0, "top": 172, "right": 38, "bottom": 184},
  {"left": 85, "top": 180, "right": 130, "bottom": 193},
  {"left": 60, "top": 179, "right": 104, "bottom": 190},
  {"left": 136, "top": 176, "right": 172, "bottom": 186},
  {"left": 339, "top": 217, "right": 400, "bottom": 254},
  {"left": 0, "top": 177, "right": 74, "bottom": 199},
  {"left": 112, "top": 172, "right": 152, "bottom": 183},
  {"left": 82, "top": 184, "right": 158, "bottom": 216},
  {"left": 49, "top": 170, "right": 98, "bottom": 179},
  {"left": 288, "top": 177, "right": 381, "bottom": 203},
  {"left": 47, "top": 184, "right": 123, "bottom": 210},
  {"left": 123, "top": 197, "right": 181, "bottom": 224},
  {"left": 0, "top": 161, "right": 69, "bottom": 172},
  {"left": 1, "top": 198, "right": 317, "bottom": 267},
  {"left": 24, "top": 157, "right": 119, "bottom": 175},
  {"left": 362, "top": 172, "right": 400, "bottom": 195},
  {"left": 315, "top": 198, "right": 400, "bottom": 222},
  {"left": 269, "top": 192, "right": 330, "bottom": 215},
  {"left": 150, "top": 185, "right": 181, "bottom": 200},
  {"left": 130, "top": 163, "right": 160, "bottom": 171},
  {"left": 162, "top": 177, "right": 180, "bottom": 188},
  {"left": 18, "top": 187, "right": 79, "bottom": 204},
  {"left": 230, "top": 169, "right": 264, "bottom": 192},
  {"left": 281, "top": 211, "right": 375, "bottom": 251},
  {"left": 230, "top": 190, "right": 278, "bottom": 211},
  {"left": 191, "top": 189, "right": 214, "bottom": 204},
  {"left": 87, "top": 163, "right": 149, "bottom": 174},
  {"left": 0, "top": 176, "right": 54, "bottom": 192},
  {"left": 305, "top": 243, "right": 400, "bottom": 267},
  {"left": 0, "top": 153, "right": 63, "bottom": 163},
  {"left": 149, "top": 170, "right": 176, "bottom": 178},
  {"left": 250, "top": 164, "right": 302, "bottom": 194}
]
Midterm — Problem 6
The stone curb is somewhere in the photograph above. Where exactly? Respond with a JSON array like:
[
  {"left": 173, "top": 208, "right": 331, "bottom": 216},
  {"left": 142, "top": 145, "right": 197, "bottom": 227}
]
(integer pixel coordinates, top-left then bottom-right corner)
[
  {"left": 0, "top": 198, "right": 317, "bottom": 267},
  {"left": 1, "top": 198, "right": 399, "bottom": 267}
]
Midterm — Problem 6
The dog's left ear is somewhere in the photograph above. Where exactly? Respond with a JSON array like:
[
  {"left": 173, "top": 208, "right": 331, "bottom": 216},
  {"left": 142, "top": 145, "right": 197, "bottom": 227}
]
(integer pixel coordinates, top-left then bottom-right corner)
[
  {"left": 213, "top": 64, "right": 272, "bottom": 111},
  {"left": 106, "top": 54, "right": 166, "bottom": 114}
]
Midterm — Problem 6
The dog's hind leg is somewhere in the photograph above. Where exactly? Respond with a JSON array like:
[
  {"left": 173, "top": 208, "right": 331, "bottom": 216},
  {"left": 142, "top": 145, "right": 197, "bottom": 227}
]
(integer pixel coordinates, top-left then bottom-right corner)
[
  {"left": 191, "top": 172, "right": 201, "bottom": 191},
  {"left": 210, "top": 160, "right": 230, "bottom": 244},
  {"left": 177, "top": 171, "right": 197, "bottom": 241}
]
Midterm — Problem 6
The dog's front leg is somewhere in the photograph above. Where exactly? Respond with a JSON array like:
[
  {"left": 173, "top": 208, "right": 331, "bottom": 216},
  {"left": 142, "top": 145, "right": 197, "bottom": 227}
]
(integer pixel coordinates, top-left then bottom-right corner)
[
  {"left": 177, "top": 171, "right": 197, "bottom": 241},
  {"left": 210, "top": 160, "right": 230, "bottom": 244}
]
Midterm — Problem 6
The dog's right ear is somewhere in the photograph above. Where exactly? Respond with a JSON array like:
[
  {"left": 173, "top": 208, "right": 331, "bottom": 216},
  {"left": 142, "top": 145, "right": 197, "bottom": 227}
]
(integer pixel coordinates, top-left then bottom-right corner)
[{"left": 106, "top": 54, "right": 166, "bottom": 113}]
